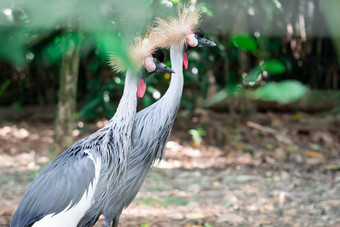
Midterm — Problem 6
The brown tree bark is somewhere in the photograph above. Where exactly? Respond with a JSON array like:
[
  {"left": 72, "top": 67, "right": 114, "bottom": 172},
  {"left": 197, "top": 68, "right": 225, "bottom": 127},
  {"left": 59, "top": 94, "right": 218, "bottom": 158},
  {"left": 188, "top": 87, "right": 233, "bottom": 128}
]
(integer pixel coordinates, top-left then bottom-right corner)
[{"left": 53, "top": 32, "right": 81, "bottom": 156}]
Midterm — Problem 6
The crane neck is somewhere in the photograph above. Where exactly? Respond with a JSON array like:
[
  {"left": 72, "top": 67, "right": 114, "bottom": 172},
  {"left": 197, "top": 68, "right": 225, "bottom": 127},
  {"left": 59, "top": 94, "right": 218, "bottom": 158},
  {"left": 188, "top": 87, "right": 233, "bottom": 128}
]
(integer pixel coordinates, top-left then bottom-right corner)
[
  {"left": 161, "top": 45, "right": 184, "bottom": 105},
  {"left": 109, "top": 69, "right": 139, "bottom": 125},
  {"left": 132, "top": 45, "right": 185, "bottom": 163}
]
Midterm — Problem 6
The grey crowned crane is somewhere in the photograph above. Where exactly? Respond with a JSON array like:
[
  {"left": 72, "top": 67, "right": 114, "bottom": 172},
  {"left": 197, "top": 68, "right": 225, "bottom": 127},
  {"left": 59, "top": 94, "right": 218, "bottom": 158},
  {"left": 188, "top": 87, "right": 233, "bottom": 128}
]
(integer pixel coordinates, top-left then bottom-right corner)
[
  {"left": 96, "top": 7, "right": 216, "bottom": 226},
  {"left": 11, "top": 35, "right": 174, "bottom": 227}
]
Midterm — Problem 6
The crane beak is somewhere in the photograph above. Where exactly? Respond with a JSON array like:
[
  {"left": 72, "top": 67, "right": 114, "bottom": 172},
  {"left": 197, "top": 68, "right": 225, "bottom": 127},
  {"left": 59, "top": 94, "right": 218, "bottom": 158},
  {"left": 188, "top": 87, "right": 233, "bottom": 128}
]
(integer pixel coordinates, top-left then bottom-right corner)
[
  {"left": 197, "top": 37, "right": 216, "bottom": 47},
  {"left": 154, "top": 59, "right": 175, "bottom": 73}
]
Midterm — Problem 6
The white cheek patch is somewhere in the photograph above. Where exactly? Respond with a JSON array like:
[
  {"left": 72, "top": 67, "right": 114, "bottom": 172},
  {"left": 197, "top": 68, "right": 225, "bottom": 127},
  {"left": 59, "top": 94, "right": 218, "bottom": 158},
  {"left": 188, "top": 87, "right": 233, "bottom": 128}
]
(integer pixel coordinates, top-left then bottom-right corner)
[
  {"left": 187, "top": 33, "right": 198, "bottom": 47},
  {"left": 144, "top": 56, "right": 156, "bottom": 72}
]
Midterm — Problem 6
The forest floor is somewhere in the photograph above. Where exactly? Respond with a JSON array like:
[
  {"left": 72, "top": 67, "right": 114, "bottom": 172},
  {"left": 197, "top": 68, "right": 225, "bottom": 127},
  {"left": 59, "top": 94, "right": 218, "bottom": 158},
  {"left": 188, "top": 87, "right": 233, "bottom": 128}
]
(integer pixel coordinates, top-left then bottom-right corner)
[{"left": 1, "top": 109, "right": 340, "bottom": 226}]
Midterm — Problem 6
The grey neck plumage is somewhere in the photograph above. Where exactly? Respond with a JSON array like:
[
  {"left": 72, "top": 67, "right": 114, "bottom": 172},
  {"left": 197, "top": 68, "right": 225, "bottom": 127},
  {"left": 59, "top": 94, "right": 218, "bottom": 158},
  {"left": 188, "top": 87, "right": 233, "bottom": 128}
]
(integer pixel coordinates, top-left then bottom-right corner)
[
  {"left": 109, "top": 69, "right": 139, "bottom": 126},
  {"left": 82, "top": 69, "right": 139, "bottom": 177},
  {"left": 159, "top": 45, "right": 184, "bottom": 111},
  {"left": 132, "top": 45, "right": 184, "bottom": 163}
]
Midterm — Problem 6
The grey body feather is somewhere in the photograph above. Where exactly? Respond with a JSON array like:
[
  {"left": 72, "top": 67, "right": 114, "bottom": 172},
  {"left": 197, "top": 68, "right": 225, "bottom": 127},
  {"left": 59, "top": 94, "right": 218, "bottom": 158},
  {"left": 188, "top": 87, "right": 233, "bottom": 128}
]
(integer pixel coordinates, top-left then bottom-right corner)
[
  {"left": 11, "top": 140, "right": 96, "bottom": 227},
  {"left": 85, "top": 46, "right": 184, "bottom": 226},
  {"left": 11, "top": 70, "right": 139, "bottom": 227}
]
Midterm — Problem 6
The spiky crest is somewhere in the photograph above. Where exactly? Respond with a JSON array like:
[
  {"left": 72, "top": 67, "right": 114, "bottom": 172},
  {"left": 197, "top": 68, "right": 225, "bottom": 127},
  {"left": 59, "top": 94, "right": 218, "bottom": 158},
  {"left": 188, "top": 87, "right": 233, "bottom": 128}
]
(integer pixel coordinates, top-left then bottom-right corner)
[
  {"left": 150, "top": 6, "right": 201, "bottom": 49},
  {"left": 109, "top": 29, "right": 159, "bottom": 72}
]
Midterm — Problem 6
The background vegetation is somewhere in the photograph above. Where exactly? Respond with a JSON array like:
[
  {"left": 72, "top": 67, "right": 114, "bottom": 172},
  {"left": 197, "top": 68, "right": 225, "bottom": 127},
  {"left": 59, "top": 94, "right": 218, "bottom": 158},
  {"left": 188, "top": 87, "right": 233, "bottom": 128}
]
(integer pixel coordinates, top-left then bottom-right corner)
[{"left": 1, "top": 0, "right": 340, "bottom": 135}]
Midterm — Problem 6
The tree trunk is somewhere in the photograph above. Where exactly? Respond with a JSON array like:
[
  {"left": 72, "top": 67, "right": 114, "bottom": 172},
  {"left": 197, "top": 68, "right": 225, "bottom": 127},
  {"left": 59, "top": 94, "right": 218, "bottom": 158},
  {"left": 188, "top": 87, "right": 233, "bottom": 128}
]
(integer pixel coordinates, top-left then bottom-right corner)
[{"left": 53, "top": 32, "right": 81, "bottom": 156}]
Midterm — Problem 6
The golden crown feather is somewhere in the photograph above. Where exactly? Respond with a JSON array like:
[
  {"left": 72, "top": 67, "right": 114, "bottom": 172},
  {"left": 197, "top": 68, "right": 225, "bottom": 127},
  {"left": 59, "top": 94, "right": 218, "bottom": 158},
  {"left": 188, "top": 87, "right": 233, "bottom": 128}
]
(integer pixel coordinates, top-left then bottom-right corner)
[
  {"left": 109, "top": 28, "right": 161, "bottom": 72},
  {"left": 150, "top": 6, "right": 201, "bottom": 49},
  {"left": 109, "top": 6, "right": 201, "bottom": 72}
]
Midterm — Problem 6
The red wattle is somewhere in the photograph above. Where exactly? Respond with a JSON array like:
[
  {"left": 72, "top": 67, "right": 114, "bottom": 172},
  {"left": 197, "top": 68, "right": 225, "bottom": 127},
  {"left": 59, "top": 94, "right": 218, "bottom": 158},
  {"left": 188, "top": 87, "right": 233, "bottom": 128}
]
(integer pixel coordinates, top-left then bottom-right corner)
[
  {"left": 183, "top": 52, "right": 188, "bottom": 70},
  {"left": 137, "top": 79, "right": 146, "bottom": 98}
]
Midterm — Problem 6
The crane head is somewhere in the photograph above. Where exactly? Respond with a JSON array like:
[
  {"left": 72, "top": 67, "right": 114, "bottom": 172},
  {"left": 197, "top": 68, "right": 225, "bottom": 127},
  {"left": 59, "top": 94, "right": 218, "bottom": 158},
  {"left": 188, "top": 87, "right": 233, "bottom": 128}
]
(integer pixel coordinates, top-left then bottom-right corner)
[
  {"left": 138, "top": 48, "right": 174, "bottom": 98},
  {"left": 183, "top": 28, "right": 216, "bottom": 70},
  {"left": 187, "top": 28, "right": 216, "bottom": 48},
  {"left": 144, "top": 48, "right": 174, "bottom": 74}
]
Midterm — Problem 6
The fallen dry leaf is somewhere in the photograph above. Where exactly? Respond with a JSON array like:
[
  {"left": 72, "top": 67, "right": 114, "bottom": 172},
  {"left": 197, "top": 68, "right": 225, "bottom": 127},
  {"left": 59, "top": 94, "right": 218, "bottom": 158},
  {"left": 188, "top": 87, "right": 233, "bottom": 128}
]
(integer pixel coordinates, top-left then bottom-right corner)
[{"left": 306, "top": 151, "right": 325, "bottom": 159}]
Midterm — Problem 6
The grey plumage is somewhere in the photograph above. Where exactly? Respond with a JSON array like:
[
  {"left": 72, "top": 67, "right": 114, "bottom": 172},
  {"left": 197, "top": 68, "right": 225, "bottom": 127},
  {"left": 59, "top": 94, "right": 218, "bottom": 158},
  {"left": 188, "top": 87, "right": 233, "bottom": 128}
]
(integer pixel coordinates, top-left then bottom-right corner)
[
  {"left": 11, "top": 141, "right": 96, "bottom": 226},
  {"left": 11, "top": 43, "right": 175, "bottom": 226},
  {"left": 11, "top": 70, "right": 140, "bottom": 227},
  {"left": 90, "top": 45, "right": 184, "bottom": 227}
]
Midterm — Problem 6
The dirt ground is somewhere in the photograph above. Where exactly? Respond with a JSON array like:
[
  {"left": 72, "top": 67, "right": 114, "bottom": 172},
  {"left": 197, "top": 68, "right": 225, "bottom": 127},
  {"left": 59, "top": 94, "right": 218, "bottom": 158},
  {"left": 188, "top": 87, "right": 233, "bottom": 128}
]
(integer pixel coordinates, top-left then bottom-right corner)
[{"left": 1, "top": 110, "right": 340, "bottom": 226}]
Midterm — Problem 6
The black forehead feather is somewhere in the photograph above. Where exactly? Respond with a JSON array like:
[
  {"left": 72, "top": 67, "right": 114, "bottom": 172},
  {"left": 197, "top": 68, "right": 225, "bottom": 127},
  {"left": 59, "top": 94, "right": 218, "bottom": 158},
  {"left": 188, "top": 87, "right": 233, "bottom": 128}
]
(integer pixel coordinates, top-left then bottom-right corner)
[
  {"left": 195, "top": 27, "right": 205, "bottom": 38},
  {"left": 152, "top": 48, "right": 165, "bottom": 63}
]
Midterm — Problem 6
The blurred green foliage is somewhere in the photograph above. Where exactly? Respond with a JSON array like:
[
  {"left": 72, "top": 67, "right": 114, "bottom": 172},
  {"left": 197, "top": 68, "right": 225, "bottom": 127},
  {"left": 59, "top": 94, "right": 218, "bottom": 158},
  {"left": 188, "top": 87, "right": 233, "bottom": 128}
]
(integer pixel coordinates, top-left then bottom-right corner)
[
  {"left": 254, "top": 80, "right": 308, "bottom": 104},
  {"left": 0, "top": 0, "right": 340, "bottom": 120},
  {"left": 231, "top": 34, "right": 257, "bottom": 52},
  {"left": 189, "top": 128, "right": 206, "bottom": 147}
]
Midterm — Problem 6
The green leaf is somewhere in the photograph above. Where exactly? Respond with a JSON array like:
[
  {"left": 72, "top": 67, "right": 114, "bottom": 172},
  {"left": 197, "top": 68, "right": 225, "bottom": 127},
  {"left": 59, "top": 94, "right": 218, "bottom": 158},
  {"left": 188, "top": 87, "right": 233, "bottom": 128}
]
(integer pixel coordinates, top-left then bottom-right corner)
[
  {"left": 230, "top": 34, "right": 257, "bottom": 52},
  {"left": 280, "top": 57, "right": 293, "bottom": 73},
  {"left": 245, "top": 60, "right": 286, "bottom": 83},
  {"left": 244, "top": 66, "right": 262, "bottom": 83},
  {"left": 288, "top": 145, "right": 298, "bottom": 152},
  {"left": 327, "top": 165, "right": 340, "bottom": 171},
  {"left": 254, "top": 80, "right": 308, "bottom": 104},
  {"left": 261, "top": 60, "right": 285, "bottom": 74},
  {"left": 204, "top": 223, "right": 215, "bottom": 227},
  {"left": 0, "top": 79, "right": 10, "bottom": 96}
]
